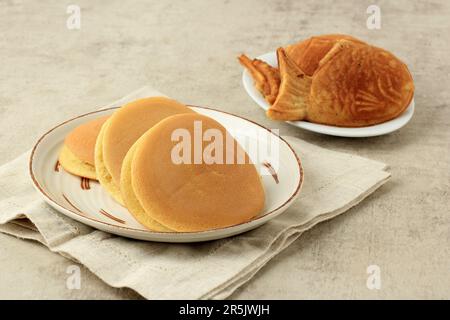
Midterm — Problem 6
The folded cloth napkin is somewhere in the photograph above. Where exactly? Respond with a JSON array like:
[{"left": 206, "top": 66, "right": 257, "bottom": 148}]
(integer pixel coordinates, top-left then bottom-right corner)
[{"left": 0, "top": 87, "right": 390, "bottom": 299}]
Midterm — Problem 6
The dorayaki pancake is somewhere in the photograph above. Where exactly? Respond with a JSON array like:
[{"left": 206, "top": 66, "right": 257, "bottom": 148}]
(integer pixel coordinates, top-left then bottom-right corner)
[
  {"left": 59, "top": 115, "right": 108, "bottom": 179},
  {"left": 95, "top": 97, "right": 194, "bottom": 204},
  {"left": 120, "top": 140, "right": 172, "bottom": 232},
  {"left": 59, "top": 145, "right": 97, "bottom": 179},
  {"left": 128, "top": 113, "right": 265, "bottom": 232},
  {"left": 95, "top": 118, "right": 124, "bottom": 204}
]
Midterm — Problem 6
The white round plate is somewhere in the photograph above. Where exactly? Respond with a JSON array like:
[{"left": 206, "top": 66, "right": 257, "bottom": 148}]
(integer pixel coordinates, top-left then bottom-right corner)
[
  {"left": 30, "top": 106, "right": 303, "bottom": 242},
  {"left": 242, "top": 51, "right": 414, "bottom": 138}
]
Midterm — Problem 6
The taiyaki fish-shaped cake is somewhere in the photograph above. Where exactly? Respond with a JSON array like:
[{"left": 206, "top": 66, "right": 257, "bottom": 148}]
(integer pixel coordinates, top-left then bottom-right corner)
[
  {"left": 284, "top": 34, "right": 366, "bottom": 77},
  {"left": 239, "top": 34, "right": 414, "bottom": 127}
]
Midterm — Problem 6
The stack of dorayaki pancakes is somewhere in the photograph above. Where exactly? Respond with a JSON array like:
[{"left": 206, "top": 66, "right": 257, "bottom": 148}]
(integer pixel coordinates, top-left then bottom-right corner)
[{"left": 59, "top": 97, "right": 265, "bottom": 232}]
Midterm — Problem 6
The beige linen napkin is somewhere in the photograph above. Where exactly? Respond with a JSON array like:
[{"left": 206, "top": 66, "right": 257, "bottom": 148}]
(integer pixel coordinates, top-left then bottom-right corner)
[{"left": 0, "top": 87, "right": 390, "bottom": 299}]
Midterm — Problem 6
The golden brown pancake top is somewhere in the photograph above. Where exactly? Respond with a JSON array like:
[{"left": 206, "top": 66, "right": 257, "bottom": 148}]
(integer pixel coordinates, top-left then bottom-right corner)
[
  {"left": 102, "top": 97, "right": 194, "bottom": 186},
  {"left": 131, "top": 113, "right": 265, "bottom": 232},
  {"left": 64, "top": 115, "right": 109, "bottom": 165}
]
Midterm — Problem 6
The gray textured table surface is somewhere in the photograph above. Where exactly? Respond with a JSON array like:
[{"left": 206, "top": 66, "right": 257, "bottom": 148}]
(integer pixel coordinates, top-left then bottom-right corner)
[{"left": 0, "top": 0, "right": 449, "bottom": 299}]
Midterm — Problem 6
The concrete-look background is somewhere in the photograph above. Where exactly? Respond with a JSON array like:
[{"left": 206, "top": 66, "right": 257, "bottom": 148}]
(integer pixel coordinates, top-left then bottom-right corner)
[{"left": 0, "top": 0, "right": 449, "bottom": 299}]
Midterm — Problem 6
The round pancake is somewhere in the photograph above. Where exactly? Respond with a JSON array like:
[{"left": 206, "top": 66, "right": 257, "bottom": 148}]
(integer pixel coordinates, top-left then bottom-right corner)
[
  {"left": 120, "top": 140, "right": 172, "bottom": 232},
  {"left": 64, "top": 115, "right": 109, "bottom": 166},
  {"left": 59, "top": 145, "right": 96, "bottom": 179},
  {"left": 94, "top": 118, "right": 124, "bottom": 205},
  {"left": 59, "top": 115, "right": 109, "bottom": 179},
  {"left": 131, "top": 113, "right": 265, "bottom": 232},
  {"left": 102, "top": 97, "right": 194, "bottom": 187}
]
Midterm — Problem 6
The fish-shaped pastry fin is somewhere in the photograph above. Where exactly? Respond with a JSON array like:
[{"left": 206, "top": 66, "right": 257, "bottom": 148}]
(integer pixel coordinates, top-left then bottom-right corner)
[
  {"left": 238, "top": 54, "right": 280, "bottom": 104},
  {"left": 267, "top": 48, "right": 312, "bottom": 121}
]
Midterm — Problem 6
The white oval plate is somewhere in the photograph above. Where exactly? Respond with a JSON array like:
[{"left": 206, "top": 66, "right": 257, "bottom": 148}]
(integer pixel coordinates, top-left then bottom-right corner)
[
  {"left": 242, "top": 51, "right": 415, "bottom": 138},
  {"left": 29, "top": 106, "right": 303, "bottom": 243}
]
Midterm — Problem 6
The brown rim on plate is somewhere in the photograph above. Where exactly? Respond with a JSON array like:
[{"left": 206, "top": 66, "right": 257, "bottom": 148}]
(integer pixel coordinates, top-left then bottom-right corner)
[{"left": 29, "top": 105, "right": 304, "bottom": 235}]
